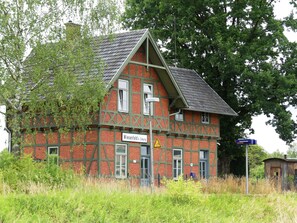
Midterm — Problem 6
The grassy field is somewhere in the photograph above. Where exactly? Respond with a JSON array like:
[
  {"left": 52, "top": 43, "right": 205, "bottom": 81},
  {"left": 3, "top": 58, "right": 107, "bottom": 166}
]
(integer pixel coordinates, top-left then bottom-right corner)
[
  {"left": 0, "top": 152, "right": 297, "bottom": 222},
  {"left": 0, "top": 179, "right": 297, "bottom": 223}
]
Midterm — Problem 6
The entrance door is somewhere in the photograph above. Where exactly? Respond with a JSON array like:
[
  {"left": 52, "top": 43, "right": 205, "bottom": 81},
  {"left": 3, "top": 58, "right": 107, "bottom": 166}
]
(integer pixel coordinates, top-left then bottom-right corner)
[
  {"left": 140, "top": 145, "right": 150, "bottom": 187},
  {"left": 270, "top": 167, "right": 281, "bottom": 180}
]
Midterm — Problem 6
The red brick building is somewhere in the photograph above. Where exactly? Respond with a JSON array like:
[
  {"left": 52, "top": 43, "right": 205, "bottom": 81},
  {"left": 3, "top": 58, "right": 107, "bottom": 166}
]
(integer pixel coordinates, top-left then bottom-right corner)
[{"left": 23, "top": 29, "right": 236, "bottom": 185}]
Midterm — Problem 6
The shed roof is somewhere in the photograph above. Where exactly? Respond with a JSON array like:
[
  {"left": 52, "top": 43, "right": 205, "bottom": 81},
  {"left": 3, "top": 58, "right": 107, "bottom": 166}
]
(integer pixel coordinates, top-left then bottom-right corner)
[{"left": 263, "top": 157, "right": 297, "bottom": 163}]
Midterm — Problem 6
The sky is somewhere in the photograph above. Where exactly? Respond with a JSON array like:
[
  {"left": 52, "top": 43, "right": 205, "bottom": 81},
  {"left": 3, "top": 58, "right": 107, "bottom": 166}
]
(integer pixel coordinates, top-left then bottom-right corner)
[{"left": 0, "top": 1, "right": 296, "bottom": 153}]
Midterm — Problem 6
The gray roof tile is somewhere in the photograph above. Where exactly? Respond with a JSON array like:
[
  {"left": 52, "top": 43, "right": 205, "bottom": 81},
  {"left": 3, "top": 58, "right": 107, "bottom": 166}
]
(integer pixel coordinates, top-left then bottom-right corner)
[
  {"left": 169, "top": 67, "right": 237, "bottom": 116},
  {"left": 93, "top": 29, "right": 147, "bottom": 84}
]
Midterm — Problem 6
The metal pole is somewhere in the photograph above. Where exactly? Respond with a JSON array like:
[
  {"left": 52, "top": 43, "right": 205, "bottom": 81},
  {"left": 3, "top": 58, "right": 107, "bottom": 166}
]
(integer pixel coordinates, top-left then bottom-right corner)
[
  {"left": 246, "top": 144, "right": 249, "bottom": 195},
  {"left": 149, "top": 102, "right": 154, "bottom": 191}
]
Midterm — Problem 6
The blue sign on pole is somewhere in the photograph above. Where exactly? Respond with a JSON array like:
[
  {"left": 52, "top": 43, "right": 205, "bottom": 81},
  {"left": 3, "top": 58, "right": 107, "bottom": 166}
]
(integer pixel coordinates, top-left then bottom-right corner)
[
  {"left": 235, "top": 138, "right": 257, "bottom": 195},
  {"left": 236, "top": 138, "right": 257, "bottom": 145}
]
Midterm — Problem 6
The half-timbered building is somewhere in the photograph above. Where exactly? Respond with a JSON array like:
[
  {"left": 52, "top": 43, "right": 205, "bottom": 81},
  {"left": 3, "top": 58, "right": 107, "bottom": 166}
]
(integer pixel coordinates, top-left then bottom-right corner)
[{"left": 23, "top": 28, "right": 237, "bottom": 185}]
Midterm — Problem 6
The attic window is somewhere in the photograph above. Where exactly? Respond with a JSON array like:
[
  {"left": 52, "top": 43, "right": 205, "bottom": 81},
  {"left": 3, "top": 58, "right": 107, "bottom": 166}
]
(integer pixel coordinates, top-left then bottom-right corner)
[
  {"left": 118, "top": 79, "right": 129, "bottom": 113},
  {"left": 143, "top": 83, "right": 153, "bottom": 115},
  {"left": 201, "top": 112, "right": 209, "bottom": 124}
]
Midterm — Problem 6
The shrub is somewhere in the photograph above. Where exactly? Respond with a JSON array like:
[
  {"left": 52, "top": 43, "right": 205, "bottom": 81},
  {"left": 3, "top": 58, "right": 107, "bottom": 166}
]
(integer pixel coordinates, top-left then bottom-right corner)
[
  {"left": 0, "top": 151, "right": 79, "bottom": 192},
  {"left": 250, "top": 163, "right": 265, "bottom": 179},
  {"left": 163, "top": 175, "right": 202, "bottom": 204}
]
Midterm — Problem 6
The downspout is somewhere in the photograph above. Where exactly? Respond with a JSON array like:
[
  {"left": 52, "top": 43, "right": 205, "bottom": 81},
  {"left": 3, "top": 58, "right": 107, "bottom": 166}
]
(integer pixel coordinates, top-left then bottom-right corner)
[
  {"left": 169, "top": 109, "right": 181, "bottom": 117},
  {"left": 4, "top": 127, "right": 11, "bottom": 153}
]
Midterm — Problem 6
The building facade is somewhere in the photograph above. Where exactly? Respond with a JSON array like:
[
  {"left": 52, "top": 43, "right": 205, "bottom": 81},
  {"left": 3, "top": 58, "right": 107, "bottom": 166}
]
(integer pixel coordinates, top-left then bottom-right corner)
[{"left": 22, "top": 28, "right": 236, "bottom": 185}]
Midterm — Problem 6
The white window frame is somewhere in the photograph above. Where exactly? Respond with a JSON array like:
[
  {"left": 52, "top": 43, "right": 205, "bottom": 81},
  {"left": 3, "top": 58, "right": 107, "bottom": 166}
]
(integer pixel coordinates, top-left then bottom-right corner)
[
  {"left": 143, "top": 83, "right": 153, "bottom": 115},
  {"left": 199, "top": 150, "right": 209, "bottom": 179},
  {"left": 175, "top": 110, "right": 184, "bottom": 121},
  {"left": 201, "top": 112, "right": 210, "bottom": 124},
  {"left": 115, "top": 144, "right": 128, "bottom": 179},
  {"left": 173, "top": 149, "right": 183, "bottom": 179},
  {"left": 47, "top": 146, "right": 59, "bottom": 165},
  {"left": 118, "top": 79, "right": 129, "bottom": 113}
]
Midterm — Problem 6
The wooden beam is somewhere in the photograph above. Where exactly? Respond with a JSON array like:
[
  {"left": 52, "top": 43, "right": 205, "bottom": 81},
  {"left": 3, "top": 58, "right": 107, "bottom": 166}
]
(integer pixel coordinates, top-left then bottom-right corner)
[
  {"left": 146, "top": 38, "right": 149, "bottom": 71},
  {"left": 129, "top": 61, "right": 166, "bottom": 70}
]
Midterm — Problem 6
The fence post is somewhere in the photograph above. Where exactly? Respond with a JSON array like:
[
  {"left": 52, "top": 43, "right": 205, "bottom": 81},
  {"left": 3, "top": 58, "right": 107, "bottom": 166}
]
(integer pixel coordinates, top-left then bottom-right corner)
[{"left": 158, "top": 173, "right": 161, "bottom": 187}]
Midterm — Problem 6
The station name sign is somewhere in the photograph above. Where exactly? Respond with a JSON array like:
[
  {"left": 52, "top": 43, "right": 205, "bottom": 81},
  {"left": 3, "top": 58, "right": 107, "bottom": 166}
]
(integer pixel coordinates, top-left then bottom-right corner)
[
  {"left": 122, "top": 133, "right": 147, "bottom": 143},
  {"left": 236, "top": 138, "right": 257, "bottom": 145}
]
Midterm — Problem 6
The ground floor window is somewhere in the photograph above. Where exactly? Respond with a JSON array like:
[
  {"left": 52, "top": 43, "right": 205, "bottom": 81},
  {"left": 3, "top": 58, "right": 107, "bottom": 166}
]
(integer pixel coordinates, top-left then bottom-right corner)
[
  {"left": 199, "top": 150, "right": 209, "bottom": 179},
  {"left": 115, "top": 144, "right": 127, "bottom": 178},
  {"left": 173, "top": 149, "right": 182, "bottom": 179},
  {"left": 47, "top": 146, "right": 59, "bottom": 165}
]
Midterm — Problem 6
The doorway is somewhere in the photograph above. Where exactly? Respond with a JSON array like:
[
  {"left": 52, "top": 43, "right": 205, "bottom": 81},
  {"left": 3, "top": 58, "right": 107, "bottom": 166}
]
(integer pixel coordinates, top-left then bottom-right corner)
[
  {"left": 270, "top": 167, "right": 281, "bottom": 180},
  {"left": 140, "top": 145, "right": 150, "bottom": 187}
]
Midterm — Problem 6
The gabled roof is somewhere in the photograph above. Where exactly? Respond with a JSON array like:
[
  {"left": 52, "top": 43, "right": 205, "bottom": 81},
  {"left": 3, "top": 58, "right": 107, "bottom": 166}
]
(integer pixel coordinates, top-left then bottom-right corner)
[
  {"left": 93, "top": 29, "right": 188, "bottom": 108},
  {"left": 170, "top": 67, "right": 237, "bottom": 116},
  {"left": 27, "top": 28, "right": 236, "bottom": 116}
]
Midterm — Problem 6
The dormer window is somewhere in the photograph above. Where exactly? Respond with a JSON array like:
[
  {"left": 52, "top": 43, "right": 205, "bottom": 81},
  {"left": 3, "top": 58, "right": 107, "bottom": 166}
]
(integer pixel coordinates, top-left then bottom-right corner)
[
  {"left": 118, "top": 79, "right": 129, "bottom": 113},
  {"left": 201, "top": 112, "right": 209, "bottom": 124},
  {"left": 143, "top": 83, "right": 153, "bottom": 115}
]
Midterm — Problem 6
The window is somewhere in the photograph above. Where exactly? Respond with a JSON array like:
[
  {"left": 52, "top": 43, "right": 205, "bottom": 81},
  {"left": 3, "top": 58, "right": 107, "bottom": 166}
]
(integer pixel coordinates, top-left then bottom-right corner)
[
  {"left": 47, "top": 146, "right": 59, "bottom": 165},
  {"left": 118, "top": 79, "right": 129, "bottom": 112},
  {"left": 173, "top": 149, "right": 182, "bottom": 179},
  {"left": 175, "top": 110, "right": 183, "bottom": 121},
  {"left": 199, "top": 150, "right": 209, "bottom": 179},
  {"left": 201, "top": 112, "right": 209, "bottom": 124},
  {"left": 115, "top": 144, "right": 127, "bottom": 178},
  {"left": 143, "top": 83, "right": 153, "bottom": 115}
]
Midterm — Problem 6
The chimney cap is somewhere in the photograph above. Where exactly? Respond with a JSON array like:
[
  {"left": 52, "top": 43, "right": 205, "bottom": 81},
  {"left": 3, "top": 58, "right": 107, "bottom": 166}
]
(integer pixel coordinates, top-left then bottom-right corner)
[{"left": 65, "top": 21, "right": 81, "bottom": 27}]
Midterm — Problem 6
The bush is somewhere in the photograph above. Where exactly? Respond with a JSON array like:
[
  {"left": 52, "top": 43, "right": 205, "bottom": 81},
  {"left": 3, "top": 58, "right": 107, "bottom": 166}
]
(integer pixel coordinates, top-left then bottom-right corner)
[
  {"left": 163, "top": 175, "right": 202, "bottom": 204},
  {"left": 0, "top": 151, "right": 79, "bottom": 192},
  {"left": 250, "top": 164, "right": 265, "bottom": 179}
]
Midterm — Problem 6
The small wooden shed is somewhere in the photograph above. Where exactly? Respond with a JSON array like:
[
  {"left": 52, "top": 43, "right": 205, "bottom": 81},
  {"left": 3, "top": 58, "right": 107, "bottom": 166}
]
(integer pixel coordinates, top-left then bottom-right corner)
[{"left": 263, "top": 155, "right": 297, "bottom": 190}]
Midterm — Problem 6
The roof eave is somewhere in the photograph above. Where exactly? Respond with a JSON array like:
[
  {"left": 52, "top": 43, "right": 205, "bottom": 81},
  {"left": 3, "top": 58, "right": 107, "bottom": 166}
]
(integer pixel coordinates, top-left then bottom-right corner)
[
  {"left": 147, "top": 32, "right": 189, "bottom": 108},
  {"left": 183, "top": 107, "right": 238, "bottom": 116}
]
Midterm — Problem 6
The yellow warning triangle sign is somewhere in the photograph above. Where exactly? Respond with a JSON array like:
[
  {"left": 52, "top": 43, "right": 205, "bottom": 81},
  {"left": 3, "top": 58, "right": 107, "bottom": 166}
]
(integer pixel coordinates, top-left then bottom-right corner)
[{"left": 154, "top": 139, "right": 161, "bottom": 148}]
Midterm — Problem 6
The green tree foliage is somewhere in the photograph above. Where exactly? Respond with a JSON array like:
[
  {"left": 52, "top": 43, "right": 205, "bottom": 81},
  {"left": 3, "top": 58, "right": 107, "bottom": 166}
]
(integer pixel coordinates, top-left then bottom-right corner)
[
  {"left": 0, "top": 0, "right": 120, "bottom": 152},
  {"left": 122, "top": 0, "right": 297, "bottom": 174},
  {"left": 269, "top": 149, "right": 284, "bottom": 158},
  {"left": 248, "top": 145, "right": 268, "bottom": 179},
  {"left": 249, "top": 145, "right": 268, "bottom": 169}
]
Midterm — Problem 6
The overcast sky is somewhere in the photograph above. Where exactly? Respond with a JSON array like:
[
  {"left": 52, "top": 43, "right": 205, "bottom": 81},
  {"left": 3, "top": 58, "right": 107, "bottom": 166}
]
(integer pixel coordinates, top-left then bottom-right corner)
[{"left": 0, "top": 1, "right": 296, "bottom": 153}]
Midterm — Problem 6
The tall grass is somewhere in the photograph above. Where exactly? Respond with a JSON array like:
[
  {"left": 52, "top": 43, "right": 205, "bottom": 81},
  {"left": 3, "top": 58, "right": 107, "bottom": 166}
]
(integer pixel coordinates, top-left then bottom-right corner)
[
  {"left": 200, "top": 175, "right": 283, "bottom": 194},
  {"left": 1, "top": 150, "right": 297, "bottom": 222},
  {"left": 0, "top": 178, "right": 297, "bottom": 222}
]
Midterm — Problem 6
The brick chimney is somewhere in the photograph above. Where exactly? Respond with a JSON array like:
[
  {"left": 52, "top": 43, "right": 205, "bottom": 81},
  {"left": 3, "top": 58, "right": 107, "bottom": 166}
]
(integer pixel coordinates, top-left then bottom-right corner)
[{"left": 65, "top": 21, "right": 81, "bottom": 41}]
